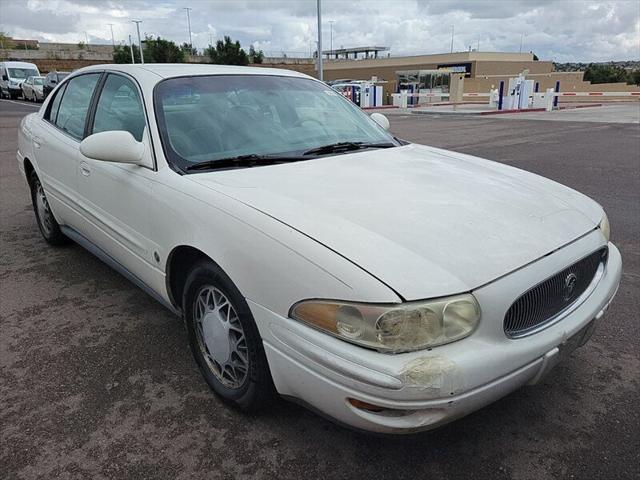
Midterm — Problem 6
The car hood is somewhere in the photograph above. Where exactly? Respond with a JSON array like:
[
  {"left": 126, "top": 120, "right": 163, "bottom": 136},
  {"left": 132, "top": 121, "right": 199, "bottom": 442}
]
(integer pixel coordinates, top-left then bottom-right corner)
[{"left": 189, "top": 144, "right": 603, "bottom": 300}]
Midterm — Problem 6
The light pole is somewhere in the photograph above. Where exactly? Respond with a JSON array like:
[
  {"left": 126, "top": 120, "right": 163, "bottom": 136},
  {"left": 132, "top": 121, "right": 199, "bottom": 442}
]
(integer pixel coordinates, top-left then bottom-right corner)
[
  {"left": 183, "top": 7, "right": 193, "bottom": 48},
  {"left": 132, "top": 20, "right": 144, "bottom": 64},
  {"left": 108, "top": 24, "right": 115, "bottom": 49},
  {"left": 450, "top": 25, "right": 454, "bottom": 53},
  {"left": 128, "top": 34, "right": 135, "bottom": 64},
  {"left": 316, "top": 0, "right": 323, "bottom": 81},
  {"left": 519, "top": 33, "right": 524, "bottom": 53},
  {"left": 84, "top": 31, "right": 90, "bottom": 51},
  {"left": 329, "top": 20, "right": 334, "bottom": 59}
]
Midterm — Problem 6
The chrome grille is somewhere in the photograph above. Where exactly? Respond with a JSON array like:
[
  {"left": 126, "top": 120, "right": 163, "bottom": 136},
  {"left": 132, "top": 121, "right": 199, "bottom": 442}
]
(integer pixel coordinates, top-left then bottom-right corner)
[{"left": 504, "top": 247, "right": 608, "bottom": 338}]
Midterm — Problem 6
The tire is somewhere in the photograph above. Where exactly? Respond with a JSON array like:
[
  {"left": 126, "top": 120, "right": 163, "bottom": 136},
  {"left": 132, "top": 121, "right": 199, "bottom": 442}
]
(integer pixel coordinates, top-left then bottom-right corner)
[
  {"left": 29, "top": 171, "right": 68, "bottom": 246},
  {"left": 182, "top": 260, "right": 275, "bottom": 411}
]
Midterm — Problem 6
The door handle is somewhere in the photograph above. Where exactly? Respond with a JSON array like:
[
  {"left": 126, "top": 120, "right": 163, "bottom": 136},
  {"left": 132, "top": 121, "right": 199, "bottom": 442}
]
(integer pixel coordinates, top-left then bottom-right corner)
[{"left": 80, "top": 162, "right": 91, "bottom": 177}]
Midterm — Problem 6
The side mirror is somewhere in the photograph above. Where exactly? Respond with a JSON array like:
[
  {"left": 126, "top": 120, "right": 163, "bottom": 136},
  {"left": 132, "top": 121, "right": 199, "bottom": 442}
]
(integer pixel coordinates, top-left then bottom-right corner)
[
  {"left": 80, "top": 131, "right": 145, "bottom": 164},
  {"left": 2, "top": 74, "right": 7, "bottom": 81},
  {"left": 370, "top": 112, "right": 390, "bottom": 131}
]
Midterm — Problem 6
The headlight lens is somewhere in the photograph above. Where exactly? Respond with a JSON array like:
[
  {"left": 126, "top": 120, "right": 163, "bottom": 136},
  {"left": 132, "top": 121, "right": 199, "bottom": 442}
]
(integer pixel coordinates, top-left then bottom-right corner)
[
  {"left": 599, "top": 212, "right": 610, "bottom": 241},
  {"left": 290, "top": 294, "right": 480, "bottom": 353}
]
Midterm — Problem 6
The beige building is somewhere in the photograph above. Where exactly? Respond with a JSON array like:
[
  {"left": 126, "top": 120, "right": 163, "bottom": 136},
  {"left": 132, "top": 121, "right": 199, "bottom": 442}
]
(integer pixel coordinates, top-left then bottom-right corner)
[{"left": 316, "top": 51, "right": 639, "bottom": 103}]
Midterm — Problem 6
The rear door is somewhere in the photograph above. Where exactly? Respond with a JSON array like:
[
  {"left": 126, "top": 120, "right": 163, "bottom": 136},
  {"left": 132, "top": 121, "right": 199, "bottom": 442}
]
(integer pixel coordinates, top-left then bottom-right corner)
[{"left": 31, "top": 72, "right": 102, "bottom": 229}]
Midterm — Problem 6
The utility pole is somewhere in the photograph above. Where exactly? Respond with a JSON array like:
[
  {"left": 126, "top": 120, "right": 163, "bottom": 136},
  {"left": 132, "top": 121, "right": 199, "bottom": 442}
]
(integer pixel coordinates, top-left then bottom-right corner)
[
  {"left": 209, "top": 33, "right": 213, "bottom": 47},
  {"left": 450, "top": 25, "right": 454, "bottom": 53},
  {"left": 128, "top": 34, "right": 135, "bottom": 64},
  {"left": 84, "top": 31, "right": 90, "bottom": 51},
  {"left": 316, "top": 0, "right": 323, "bottom": 81},
  {"left": 183, "top": 7, "right": 193, "bottom": 48},
  {"left": 132, "top": 20, "right": 144, "bottom": 64},
  {"left": 329, "top": 20, "right": 334, "bottom": 58},
  {"left": 108, "top": 24, "right": 115, "bottom": 49}
]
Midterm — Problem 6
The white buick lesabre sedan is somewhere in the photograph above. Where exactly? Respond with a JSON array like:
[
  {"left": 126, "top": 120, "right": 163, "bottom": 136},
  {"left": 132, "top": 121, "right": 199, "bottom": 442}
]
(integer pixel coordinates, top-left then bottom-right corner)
[{"left": 17, "top": 64, "right": 621, "bottom": 434}]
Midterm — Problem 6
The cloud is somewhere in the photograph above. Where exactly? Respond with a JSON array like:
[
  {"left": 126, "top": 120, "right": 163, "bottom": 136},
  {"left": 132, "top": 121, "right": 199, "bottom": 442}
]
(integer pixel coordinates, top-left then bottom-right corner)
[{"left": 0, "top": 0, "right": 637, "bottom": 61}]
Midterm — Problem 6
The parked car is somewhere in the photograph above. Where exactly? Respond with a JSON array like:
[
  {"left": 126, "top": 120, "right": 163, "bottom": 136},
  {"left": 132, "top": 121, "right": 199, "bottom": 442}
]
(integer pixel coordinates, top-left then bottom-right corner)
[
  {"left": 17, "top": 64, "right": 621, "bottom": 434},
  {"left": 21, "top": 76, "right": 45, "bottom": 102},
  {"left": 42, "top": 71, "right": 70, "bottom": 99},
  {"left": 0, "top": 61, "right": 40, "bottom": 99}
]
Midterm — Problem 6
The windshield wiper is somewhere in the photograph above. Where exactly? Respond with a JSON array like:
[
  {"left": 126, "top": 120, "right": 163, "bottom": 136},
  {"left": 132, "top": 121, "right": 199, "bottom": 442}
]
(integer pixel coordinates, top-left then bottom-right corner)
[
  {"left": 302, "top": 141, "right": 396, "bottom": 156},
  {"left": 185, "top": 154, "right": 306, "bottom": 172}
]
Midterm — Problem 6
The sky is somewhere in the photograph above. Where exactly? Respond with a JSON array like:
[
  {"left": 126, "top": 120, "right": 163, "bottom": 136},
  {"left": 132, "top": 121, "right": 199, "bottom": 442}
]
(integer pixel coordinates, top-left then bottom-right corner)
[{"left": 1, "top": 0, "right": 639, "bottom": 62}]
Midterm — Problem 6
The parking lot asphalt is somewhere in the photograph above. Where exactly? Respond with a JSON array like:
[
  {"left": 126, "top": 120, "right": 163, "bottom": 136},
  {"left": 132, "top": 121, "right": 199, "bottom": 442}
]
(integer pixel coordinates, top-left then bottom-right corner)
[{"left": 1, "top": 98, "right": 639, "bottom": 480}]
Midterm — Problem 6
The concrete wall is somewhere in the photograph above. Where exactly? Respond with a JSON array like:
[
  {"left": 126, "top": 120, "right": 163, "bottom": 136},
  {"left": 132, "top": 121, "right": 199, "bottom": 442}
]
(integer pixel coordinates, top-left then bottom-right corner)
[
  {"left": 0, "top": 48, "right": 112, "bottom": 61},
  {"left": 39, "top": 42, "right": 115, "bottom": 54},
  {"left": 465, "top": 72, "right": 640, "bottom": 101}
]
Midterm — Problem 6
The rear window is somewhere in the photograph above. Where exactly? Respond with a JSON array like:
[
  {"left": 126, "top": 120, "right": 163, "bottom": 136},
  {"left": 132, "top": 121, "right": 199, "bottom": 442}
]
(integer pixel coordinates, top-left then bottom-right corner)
[{"left": 8, "top": 68, "right": 38, "bottom": 79}]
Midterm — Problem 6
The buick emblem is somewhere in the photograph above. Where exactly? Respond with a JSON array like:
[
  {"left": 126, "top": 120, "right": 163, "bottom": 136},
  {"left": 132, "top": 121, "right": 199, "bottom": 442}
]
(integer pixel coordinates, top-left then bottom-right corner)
[{"left": 563, "top": 273, "right": 578, "bottom": 301}]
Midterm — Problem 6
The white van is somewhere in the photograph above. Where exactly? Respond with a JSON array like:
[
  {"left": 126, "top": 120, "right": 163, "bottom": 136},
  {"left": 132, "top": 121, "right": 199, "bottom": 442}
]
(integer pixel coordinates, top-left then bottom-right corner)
[{"left": 0, "top": 61, "right": 40, "bottom": 100}]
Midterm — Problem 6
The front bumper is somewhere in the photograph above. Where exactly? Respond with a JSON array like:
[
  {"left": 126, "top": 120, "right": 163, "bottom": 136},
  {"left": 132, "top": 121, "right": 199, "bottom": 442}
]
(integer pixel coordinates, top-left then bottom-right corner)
[{"left": 251, "top": 232, "right": 621, "bottom": 434}]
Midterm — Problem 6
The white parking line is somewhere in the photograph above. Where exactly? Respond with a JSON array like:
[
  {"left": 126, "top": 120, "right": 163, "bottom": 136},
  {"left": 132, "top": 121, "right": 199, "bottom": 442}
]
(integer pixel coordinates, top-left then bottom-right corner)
[{"left": 0, "top": 99, "right": 40, "bottom": 108}]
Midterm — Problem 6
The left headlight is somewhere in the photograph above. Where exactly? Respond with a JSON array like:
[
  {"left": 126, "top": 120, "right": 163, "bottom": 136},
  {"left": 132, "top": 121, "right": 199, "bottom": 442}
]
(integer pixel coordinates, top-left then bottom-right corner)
[
  {"left": 289, "top": 294, "right": 481, "bottom": 353},
  {"left": 599, "top": 212, "right": 610, "bottom": 241}
]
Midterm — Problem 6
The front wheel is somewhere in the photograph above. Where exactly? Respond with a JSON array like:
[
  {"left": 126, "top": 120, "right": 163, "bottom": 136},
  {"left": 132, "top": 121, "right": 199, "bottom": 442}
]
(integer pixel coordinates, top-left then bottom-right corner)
[
  {"left": 29, "top": 172, "right": 68, "bottom": 245},
  {"left": 183, "top": 260, "right": 275, "bottom": 411}
]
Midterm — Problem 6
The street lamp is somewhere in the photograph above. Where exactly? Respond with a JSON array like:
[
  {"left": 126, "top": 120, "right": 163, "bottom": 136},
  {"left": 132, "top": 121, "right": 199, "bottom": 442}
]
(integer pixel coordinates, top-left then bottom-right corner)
[
  {"left": 450, "top": 25, "right": 454, "bottom": 53},
  {"left": 128, "top": 34, "right": 135, "bottom": 64},
  {"left": 316, "top": 0, "right": 323, "bottom": 81},
  {"left": 183, "top": 7, "right": 193, "bottom": 48},
  {"left": 329, "top": 20, "right": 334, "bottom": 59},
  {"left": 108, "top": 23, "right": 115, "bottom": 49},
  {"left": 132, "top": 20, "right": 144, "bottom": 64}
]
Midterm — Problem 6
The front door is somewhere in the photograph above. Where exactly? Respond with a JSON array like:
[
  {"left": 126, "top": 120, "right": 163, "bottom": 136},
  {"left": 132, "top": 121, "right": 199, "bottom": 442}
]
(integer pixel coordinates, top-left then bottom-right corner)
[{"left": 76, "top": 72, "right": 159, "bottom": 288}]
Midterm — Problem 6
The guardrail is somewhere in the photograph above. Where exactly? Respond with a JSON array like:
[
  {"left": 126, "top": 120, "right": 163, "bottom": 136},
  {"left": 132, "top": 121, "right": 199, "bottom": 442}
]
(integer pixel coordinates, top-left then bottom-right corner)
[
  {"left": 555, "top": 91, "right": 640, "bottom": 97},
  {"left": 390, "top": 89, "right": 639, "bottom": 110}
]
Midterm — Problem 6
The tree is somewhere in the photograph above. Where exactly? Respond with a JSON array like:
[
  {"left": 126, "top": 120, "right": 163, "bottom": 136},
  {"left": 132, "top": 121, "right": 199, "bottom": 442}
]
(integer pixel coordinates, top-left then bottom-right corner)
[
  {"left": 205, "top": 36, "right": 248, "bottom": 65},
  {"left": 249, "top": 45, "right": 264, "bottom": 64},
  {"left": 143, "top": 36, "right": 185, "bottom": 63},
  {"left": 112, "top": 44, "right": 141, "bottom": 64},
  {"left": 628, "top": 69, "right": 640, "bottom": 86},
  {"left": 77, "top": 41, "right": 86, "bottom": 50},
  {"left": 181, "top": 43, "right": 197, "bottom": 55},
  {"left": 583, "top": 63, "right": 629, "bottom": 84},
  {"left": 0, "top": 32, "right": 15, "bottom": 49}
]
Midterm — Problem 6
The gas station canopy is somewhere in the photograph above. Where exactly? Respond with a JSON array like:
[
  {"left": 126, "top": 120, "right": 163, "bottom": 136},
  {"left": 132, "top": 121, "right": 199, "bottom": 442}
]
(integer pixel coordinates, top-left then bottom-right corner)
[{"left": 322, "top": 46, "right": 390, "bottom": 60}]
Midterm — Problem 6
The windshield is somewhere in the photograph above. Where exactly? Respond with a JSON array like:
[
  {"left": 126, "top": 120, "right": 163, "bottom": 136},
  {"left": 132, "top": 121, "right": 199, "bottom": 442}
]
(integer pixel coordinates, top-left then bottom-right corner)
[
  {"left": 8, "top": 68, "right": 38, "bottom": 80},
  {"left": 154, "top": 74, "right": 396, "bottom": 172},
  {"left": 34, "top": 77, "right": 44, "bottom": 85},
  {"left": 57, "top": 73, "right": 69, "bottom": 81}
]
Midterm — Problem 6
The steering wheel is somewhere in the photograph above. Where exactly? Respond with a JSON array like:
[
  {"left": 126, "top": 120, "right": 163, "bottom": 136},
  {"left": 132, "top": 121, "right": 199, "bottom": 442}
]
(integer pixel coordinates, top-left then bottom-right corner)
[{"left": 292, "top": 117, "right": 324, "bottom": 128}]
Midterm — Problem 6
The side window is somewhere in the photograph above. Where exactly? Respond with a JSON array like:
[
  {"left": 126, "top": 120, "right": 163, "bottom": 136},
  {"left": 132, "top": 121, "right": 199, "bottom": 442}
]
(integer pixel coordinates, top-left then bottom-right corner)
[
  {"left": 55, "top": 73, "right": 101, "bottom": 141},
  {"left": 93, "top": 74, "right": 145, "bottom": 141},
  {"left": 46, "top": 83, "right": 67, "bottom": 124}
]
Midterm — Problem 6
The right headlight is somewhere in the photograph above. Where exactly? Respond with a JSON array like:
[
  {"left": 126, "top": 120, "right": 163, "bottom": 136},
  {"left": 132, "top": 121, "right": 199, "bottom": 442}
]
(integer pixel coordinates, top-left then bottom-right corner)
[
  {"left": 289, "top": 294, "right": 481, "bottom": 353},
  {"left": 599, "top": 212, "right": 610, "bottom": 241}
]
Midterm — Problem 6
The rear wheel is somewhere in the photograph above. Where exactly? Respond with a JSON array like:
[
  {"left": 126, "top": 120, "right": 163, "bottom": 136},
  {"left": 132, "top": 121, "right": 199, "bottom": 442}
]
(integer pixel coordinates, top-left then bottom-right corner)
[
  {"left": 29, "top": 171, "right": 68, "bottom": 245},
  {"left": 183, "top": 260, "right": 275, "bottom": 411}
]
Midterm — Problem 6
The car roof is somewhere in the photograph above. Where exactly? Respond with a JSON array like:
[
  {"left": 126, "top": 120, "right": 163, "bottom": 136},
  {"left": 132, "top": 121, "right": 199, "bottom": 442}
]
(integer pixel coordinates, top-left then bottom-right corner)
[
  {"left": 1, "top": 61, "right": 39, "bottom": 68},
  {"left": 77, "top": 63, "right": 313, "bottom": 80}
]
